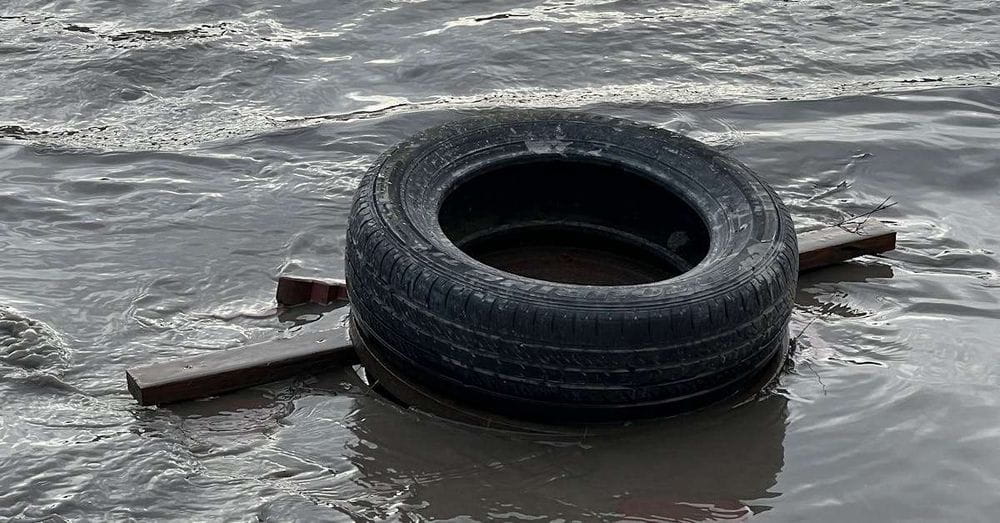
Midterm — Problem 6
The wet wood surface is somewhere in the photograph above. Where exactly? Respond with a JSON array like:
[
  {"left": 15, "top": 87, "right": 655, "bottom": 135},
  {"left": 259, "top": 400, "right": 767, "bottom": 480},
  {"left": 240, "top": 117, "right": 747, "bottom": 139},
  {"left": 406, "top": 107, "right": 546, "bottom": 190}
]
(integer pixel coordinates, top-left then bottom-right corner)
[
  {"left": 126, "top": 310, "right": 356, "bottom": 406},
  {"left": 126, "top": 221, "right": 895, "bottom": 406},
  {"left": 798, "top": 221, "right": 896, "bottom": 272},
  {"left": 275, "top": 275, "right": 349, "bottom": 306}
]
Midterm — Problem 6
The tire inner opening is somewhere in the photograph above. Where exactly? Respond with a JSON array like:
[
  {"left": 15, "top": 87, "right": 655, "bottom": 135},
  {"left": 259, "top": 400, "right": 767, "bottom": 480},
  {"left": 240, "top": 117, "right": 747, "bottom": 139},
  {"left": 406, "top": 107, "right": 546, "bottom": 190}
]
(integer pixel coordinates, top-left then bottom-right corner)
[{"left": 438, "top": 158, "right": 711, "bottom": 285}]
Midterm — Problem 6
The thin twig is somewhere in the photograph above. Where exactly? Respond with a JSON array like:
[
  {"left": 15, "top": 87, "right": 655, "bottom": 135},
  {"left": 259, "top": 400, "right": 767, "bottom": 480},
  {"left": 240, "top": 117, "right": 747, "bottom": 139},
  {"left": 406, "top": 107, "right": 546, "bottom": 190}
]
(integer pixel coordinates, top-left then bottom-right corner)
[
  {"left": 792, "top": 316, "right": 819, "bottom": 345},
  {"left": 789, "top": 315, "right": 827, "bottom": 394},
  {"left": 835, "top": 196, "right": 896, "bottom": 234},
  {"left": 790, "top": 196, "right": 896, "bottom": 395},
  {"left": 801, "top": 359, "right": 828, "bottom": 396}
]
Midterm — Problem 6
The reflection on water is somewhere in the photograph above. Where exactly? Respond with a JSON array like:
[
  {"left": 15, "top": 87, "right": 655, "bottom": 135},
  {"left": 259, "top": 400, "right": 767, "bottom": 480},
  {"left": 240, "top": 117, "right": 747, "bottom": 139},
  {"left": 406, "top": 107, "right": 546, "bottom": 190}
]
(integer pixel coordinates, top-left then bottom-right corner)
[
  {"left": 149, "top": 373, "right": 787, "bottom": 521},
  {"left": 3, "top": 0, "right": 1000, "bottom": 519},
  {"left": 344, "top": 394, "right": 787, "bottom": 521},
  {"left": 796, "top": 261, "right": 895, "bottom": 317}
]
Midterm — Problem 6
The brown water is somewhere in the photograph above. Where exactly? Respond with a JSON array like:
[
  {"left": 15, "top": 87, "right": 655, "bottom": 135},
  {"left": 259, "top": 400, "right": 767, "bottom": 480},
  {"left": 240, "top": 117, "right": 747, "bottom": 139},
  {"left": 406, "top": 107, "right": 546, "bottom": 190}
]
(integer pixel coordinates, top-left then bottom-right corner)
[{"left": 2, "top": 1, "right": 999, "bottom": 521}]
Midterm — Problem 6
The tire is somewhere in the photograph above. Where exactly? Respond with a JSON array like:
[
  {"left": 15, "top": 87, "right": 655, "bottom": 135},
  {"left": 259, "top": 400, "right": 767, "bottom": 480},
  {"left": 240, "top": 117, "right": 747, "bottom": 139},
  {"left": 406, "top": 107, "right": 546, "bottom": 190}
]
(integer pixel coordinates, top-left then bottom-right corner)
[{"left": 345, "top": 110, "right": 797, "bottom": 422}]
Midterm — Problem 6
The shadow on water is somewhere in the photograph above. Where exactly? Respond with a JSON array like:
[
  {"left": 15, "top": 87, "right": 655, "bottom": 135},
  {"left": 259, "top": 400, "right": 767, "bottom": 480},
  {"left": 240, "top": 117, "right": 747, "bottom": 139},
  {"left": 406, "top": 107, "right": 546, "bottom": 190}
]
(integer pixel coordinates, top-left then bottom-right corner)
[
  {"left": 144, "top": 299, "right": 790, "bottom": 520},
  {"left": 798, "top": 260, "right": 895, "bottom": 288},
  {"left": 338, "top": 391, "right": 789, "bottom": 520},
  {"left": 154, "top": 360, "right": 788, "bottom": 520},
  {"left": 796, "top": 260, "right": 895, "bottom": 314}
]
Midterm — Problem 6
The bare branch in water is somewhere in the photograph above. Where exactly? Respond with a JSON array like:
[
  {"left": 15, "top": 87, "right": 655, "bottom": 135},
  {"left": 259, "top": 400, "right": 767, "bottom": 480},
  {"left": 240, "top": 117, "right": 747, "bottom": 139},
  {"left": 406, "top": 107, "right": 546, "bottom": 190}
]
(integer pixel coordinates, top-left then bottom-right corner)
[
  {"left": 788, "top": 196, "right": 896, "bottom": 394},
  {"left": 835, "top": 196, "right": 896, "bottom": 233},
  {"left": 792, "top": 316, "right": 819, "bottom": 345}
]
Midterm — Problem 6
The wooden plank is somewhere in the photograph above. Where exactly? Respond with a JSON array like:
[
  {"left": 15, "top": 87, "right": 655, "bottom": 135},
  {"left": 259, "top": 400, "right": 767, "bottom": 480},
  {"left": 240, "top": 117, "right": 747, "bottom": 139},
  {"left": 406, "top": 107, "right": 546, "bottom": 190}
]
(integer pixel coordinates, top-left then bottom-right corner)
[
  {"left": 798, "top": 221, "right": 896, "bottom": 272},
  {"left": 126, "top": 311, "right": 357, "bottom": 406},
  {"left": 127, "top": 221, "right": 895, "bottom": 406},
  {"left": 275, "top": 275, "right": 348, "bottom": 306}
]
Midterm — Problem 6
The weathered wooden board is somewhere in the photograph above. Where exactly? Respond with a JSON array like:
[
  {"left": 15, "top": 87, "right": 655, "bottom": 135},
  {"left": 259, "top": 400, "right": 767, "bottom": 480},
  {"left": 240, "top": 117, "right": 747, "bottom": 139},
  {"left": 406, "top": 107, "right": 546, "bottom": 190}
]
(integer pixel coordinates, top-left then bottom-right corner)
[
  {"left": 126, "top": 311, "right": 357, "bottom": 406},
  {"left": 276, "top": 276, "right": 348, "bottom": 306},
  {"left": 127, "top": 221, "right": 895, "bottom": 406},
  {"left": 798, "top": 221, "right": 896, "bottom": 272}
]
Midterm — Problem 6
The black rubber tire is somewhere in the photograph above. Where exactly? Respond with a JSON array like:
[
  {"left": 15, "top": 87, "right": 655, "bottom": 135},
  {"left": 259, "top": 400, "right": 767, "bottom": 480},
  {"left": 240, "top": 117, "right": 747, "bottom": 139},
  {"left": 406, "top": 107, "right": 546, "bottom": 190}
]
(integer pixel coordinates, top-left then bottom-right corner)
[{"left": 345, "top": 110, "right": 798, "bottom": 422}]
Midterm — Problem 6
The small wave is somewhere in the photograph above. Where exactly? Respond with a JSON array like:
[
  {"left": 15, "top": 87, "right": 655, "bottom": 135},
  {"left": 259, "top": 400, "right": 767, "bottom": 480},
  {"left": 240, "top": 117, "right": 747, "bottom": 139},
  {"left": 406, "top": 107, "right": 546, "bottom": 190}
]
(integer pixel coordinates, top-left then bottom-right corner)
[
  {"left": 0, "top": 305, "right": 70, "bottom": 373},
  {"left": 64, "top": 22, "right": 235, "bottom": 45},
  {"left": 1, "top": 15, "right": 235, "bottom": 45},
  {"left": 0, "top": 123, "right": 107, "bottom": 141}
]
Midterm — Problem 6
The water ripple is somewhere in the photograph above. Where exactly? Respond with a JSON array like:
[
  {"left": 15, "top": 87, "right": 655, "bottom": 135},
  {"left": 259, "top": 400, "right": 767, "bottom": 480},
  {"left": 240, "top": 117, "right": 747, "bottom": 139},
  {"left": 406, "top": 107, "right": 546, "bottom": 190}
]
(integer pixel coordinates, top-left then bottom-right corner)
[{"left": 2, "top": 0, "right": 1000, "bottom": 520}]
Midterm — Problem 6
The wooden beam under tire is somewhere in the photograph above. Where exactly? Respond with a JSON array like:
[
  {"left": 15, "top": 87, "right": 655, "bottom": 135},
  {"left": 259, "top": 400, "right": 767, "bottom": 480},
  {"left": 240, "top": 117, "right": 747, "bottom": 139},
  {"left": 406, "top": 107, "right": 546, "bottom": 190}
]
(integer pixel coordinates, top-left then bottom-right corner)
[
  {"left": 125, "top": 221, "right": 895, "bottom": 406},
  {"left": 798, "top": 221, "right": 896, "bottom": 272},
  {"left": 275, "top": 275, "right": 349, "bottom": 306},
  {"left": 126, "top": 310, "right": 356, "bottom": 406}
]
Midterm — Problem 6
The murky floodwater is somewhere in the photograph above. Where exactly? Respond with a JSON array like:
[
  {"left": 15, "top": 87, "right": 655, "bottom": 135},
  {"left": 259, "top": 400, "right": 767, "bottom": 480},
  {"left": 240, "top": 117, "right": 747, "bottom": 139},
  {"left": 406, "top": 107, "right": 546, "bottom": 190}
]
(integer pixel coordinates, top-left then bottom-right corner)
[{"left": 2, "top": 1, "right": 999, "bottom": 521}]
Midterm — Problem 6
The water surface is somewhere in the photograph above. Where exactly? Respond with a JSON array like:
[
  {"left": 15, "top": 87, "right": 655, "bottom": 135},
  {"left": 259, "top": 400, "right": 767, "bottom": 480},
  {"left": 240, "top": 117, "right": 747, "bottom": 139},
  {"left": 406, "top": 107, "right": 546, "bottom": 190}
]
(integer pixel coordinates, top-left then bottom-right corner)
[{"left": 2, "top": 1, "right": 999, "bottom": 520}]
